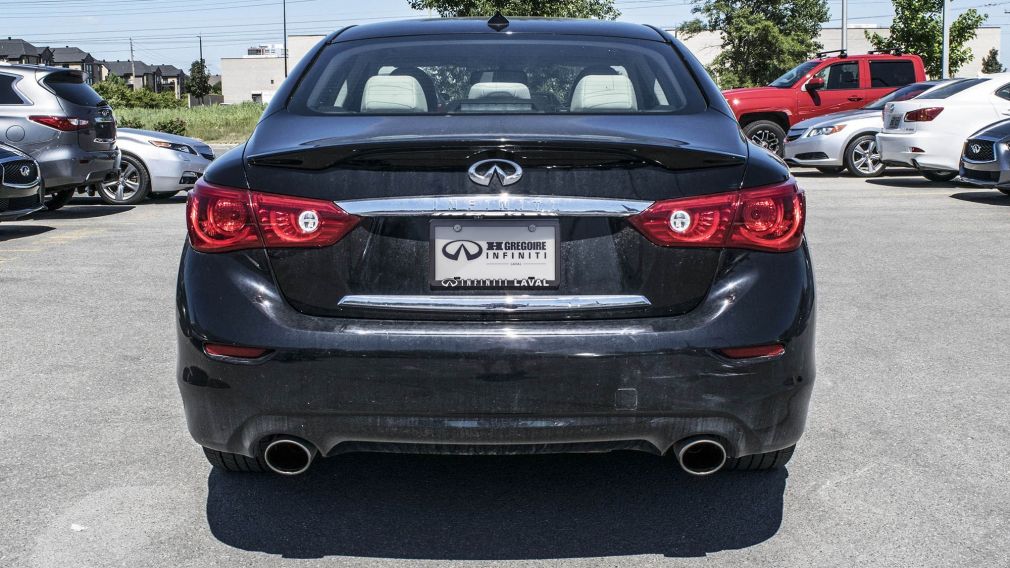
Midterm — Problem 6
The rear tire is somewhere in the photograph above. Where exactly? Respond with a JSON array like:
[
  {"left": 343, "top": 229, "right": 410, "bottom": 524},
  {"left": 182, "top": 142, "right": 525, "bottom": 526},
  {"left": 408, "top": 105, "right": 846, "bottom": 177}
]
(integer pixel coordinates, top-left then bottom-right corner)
[
  {"left": 922, "top": 170, "right": 957, "bottom": 183},
  {"left": 202, "top": 447, "right": 267, "bottom": 473},
  {"left": 725, "top": 445, "right": 795, "bottom": 471},
  {"left": 743, "top": 120, "right": 786, "bottom": 156},
  {"left": 44, "top": 189, "right": 75, "bottom": 211},
  {"left": 816, "top": 166, "right": 845, "bottom": 175},
  {"left": 844, "top": 134, "right": 885, "bottom": 178}
]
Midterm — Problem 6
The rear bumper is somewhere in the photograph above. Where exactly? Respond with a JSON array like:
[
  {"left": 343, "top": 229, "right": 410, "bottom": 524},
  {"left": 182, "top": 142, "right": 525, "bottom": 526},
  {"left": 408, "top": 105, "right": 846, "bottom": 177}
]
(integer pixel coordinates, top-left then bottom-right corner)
[
  {"left": 877, "top": 131, "right": 958, "bottom": 171},
  {"left": 37, "top": 147, "right": 119, "bottom": 191},
  {"left": 176, "top": 243, "right": 816, "bottom": 459}
]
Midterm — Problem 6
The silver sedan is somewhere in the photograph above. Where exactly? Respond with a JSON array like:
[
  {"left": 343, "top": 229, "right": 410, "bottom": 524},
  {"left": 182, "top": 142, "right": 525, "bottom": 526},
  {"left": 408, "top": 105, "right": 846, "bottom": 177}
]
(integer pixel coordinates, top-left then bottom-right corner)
[
  {"left": 784, "top": 81, "right": 947, "bottom": 177},
  {"left": 98, "top": 128, "right": 214, "bottom": 205}
]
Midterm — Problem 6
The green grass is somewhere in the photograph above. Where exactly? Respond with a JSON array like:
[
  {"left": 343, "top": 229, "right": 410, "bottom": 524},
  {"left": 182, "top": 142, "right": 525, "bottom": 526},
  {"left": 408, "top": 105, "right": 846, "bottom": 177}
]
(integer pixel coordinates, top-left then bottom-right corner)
[{"left": 114, "top": 103, "right": 266, "bottom": 143}]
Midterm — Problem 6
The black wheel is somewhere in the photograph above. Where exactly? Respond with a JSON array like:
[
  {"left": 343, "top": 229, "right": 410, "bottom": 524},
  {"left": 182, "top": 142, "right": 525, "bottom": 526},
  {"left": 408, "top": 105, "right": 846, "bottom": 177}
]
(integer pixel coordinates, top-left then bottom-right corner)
[
  {"left": 816, "top": 166, "right": 845, "bottom": 175},
  {"left": 98, "top": 154, "right": 150, "bottom": 205},
  {"left": 743, "top": 120, "right": 786, "bottom": 156},
  {"left": 844, "top": 134, "right": 885, "bottom": 178},
  {"left": 922, "top": 170, "right": 957, "bottom": 183},
  {"left": 725, "top": 445, "right": 795, "bottom": 471},
  {"left": 44, "top": 189, "right": 75, "bottom": 211},
  {"left": 202, "top": 447, "right": 266, "bottom": 473},
  {"left": 148, "top": 190, "right": 181, "bottom": 200},
  {"left": 998, "top": 188, "right": 1010, "bottom": 196}
]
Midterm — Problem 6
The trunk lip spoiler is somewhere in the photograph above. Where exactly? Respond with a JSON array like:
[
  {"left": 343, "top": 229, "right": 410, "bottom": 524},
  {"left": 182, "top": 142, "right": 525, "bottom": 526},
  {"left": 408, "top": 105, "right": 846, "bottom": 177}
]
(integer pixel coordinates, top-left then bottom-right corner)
[{"left": 336, "top": 195, "right": 653, "bottom": 218}]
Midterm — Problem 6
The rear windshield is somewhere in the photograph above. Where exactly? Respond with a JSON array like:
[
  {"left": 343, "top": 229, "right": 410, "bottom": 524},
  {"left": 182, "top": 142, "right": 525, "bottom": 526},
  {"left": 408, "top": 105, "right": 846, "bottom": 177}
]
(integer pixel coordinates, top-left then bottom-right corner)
[
  {"left": 917, "top": 78, "right": 989, "bottom": 100},
  {"left": 289, "top": 37, "right": 706, "bottom": 115},
  {"left": 864, "top": 82, "right": 935, "bottom": 110},
  {"left": 43, "top": 73, "right": 104, "bottom": 107}
]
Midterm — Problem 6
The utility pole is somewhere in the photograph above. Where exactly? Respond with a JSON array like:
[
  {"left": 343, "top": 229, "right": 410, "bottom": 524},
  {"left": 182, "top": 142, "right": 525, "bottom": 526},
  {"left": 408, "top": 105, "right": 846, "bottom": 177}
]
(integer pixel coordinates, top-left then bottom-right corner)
[
  {"left": 282, "top": 0, "right": 288, "bottom": 77},
  {"left": 129, "top": 38, "right": 136, "bottom": 90},
  {"left": 198, "top": 34, "right": 203, "bottom": 63},
  {"left": 841, "top": 0, "right": 848, "bottom": 52},
  {"left": 941, "top": 0, "right": 951, "bottom": 79}
]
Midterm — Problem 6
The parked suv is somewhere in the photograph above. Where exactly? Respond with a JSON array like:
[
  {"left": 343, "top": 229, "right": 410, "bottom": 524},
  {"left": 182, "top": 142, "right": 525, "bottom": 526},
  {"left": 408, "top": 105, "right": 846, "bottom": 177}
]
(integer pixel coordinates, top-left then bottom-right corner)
[
  {"left": 724, "top": 51, "right": 926, "bottom": 155},
  {"left": 0, "top": 64, "right": 118, "bottom": 210}
]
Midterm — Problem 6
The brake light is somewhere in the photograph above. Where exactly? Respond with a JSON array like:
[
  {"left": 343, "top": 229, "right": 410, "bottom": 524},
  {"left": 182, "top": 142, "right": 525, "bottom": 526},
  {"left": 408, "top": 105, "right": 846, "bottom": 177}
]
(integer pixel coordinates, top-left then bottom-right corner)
[
  {"left": 29, "top": 115, "right": 90, "bottom": 131},
  {"left": 186, "top": 179, "right": 360, "bottom": 253},
  {"left": 718, "top": 344, "right": 785, "bottom": 359},
  {"left": 904, "top": 107, "right": 943, "bottom": 122},
  {"left": 629, "top": 180, "right": 804, "bottom": 252}
]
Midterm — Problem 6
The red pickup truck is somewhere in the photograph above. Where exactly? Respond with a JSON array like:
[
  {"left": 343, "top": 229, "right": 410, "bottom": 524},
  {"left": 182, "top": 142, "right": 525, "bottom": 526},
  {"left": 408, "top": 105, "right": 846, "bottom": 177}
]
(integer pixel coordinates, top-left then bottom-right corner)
[{"left": 723, "top": 52, "right": 927, "bottom": 155}]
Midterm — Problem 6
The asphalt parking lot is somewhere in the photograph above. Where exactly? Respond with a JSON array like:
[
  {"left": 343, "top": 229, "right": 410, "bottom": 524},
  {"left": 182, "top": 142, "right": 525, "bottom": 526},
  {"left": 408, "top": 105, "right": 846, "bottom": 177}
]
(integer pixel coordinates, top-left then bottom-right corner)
[{"left": 1, "top": 168, "right": 1009, "bottom": 567}]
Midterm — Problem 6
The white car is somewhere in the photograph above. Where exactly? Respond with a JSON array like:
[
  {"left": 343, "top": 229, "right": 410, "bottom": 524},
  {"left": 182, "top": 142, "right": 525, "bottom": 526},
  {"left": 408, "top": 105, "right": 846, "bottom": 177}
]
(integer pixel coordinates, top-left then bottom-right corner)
[
  {"left": 98, "top": 128, "right": 214, "bottom": 204},
  {"left": 877, "top": 74, "right": 1010, "bottom": 182},
  {"left": 785, "top": 80, "right": 948, "bottom": 177}
]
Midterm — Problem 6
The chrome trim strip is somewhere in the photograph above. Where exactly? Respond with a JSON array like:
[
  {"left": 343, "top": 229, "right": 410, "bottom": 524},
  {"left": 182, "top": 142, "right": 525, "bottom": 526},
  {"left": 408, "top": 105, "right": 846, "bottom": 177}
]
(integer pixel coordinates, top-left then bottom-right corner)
[
  {"left": 336, "top": 195, "right": 653, "bottom": 217},
  {"left": 338, "top": 294, "right": 652, "bottom": 312}
]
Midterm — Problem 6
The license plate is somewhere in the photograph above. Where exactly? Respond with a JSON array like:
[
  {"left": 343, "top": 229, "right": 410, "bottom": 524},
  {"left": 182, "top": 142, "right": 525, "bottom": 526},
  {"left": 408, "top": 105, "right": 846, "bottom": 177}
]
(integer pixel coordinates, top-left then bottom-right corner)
[
  {"left": 430, "top": 220, "right": 559, "bottom": 289},
  {"left": 888, "top": 116, "right": 900, "bottom": 129}
]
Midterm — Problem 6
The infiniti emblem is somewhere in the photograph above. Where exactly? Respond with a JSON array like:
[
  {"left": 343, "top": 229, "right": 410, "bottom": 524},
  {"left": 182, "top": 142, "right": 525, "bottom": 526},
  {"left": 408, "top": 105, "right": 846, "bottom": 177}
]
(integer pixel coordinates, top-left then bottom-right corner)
[
  {"left": 442, "top": 240, "right": 483, "bottom": 261},
  {"left": 19, "top": 165, "right": 31, "bottom": 178},
  {"left": 970, "top": 143, "right": 983, "bottom": 154},
  {"left": 468, "top": 159, "right": 523, "bottom": 187}
]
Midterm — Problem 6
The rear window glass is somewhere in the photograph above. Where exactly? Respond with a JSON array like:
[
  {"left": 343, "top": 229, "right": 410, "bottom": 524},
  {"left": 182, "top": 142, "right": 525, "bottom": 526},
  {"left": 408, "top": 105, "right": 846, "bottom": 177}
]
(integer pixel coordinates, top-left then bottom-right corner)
[
  {"left": 869, "top": 61, "right": 916, "bottom": 88},
  {"left": 864, "top": 82, "right": 933, "bottom": 110},
  {"left": 290, "top": 37, "right": 705, "bottom": 115},
  {"left": 0, "top": 75, "right": 25, "bottom": 105},
  {"left": 918, "top": 78, "right": 989, "bottom": 99},
  {"left": 43, "top": 73, "right": 104, "bottom": 106}
]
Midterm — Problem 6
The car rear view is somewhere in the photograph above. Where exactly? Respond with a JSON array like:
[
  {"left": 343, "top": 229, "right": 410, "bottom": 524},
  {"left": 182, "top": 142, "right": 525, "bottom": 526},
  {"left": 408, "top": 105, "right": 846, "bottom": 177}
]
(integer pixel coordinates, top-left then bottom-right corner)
[{"left": 177, "top": 18, "right": 816, "bottom": 478}]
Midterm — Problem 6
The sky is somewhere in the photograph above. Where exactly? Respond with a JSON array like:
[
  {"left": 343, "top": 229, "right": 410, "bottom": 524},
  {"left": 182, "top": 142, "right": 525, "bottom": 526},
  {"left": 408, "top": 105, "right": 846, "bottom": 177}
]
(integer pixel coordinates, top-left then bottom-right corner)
[{"left": 5, "top": 0, "right": 1010, "bottom": 74}]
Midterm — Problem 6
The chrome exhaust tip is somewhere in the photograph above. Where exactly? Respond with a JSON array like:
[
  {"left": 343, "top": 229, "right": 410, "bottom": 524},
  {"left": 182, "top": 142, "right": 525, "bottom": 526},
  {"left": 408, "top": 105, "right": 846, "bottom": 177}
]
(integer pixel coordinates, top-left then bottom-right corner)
[
  {"left": 263, "top": 437, "right": 317, "bottom": 476},
  {"left": 675, "top": 437, "right": 728, "bottom": 476}
]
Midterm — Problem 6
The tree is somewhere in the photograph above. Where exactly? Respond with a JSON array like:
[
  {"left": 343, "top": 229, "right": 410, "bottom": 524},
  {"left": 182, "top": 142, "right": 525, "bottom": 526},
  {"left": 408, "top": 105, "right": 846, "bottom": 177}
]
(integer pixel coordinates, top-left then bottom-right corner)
[
  {"left": 982, "top": 48, "right": 1005, "bottom": 74},
  {"left": 408, "top": 0, "right": 619, "bottom": 19},
  {"left": 679, "top": 0, "right": 829, "bottom": 88},
  {"left": 867, "top": 0, "right": 986, "bottom": 79},
  {"left": 188, "top": 59, "right": 212, "bottom": 104},
  {"left": 94, "top": 74, "right": 183, "bottom": 109}
]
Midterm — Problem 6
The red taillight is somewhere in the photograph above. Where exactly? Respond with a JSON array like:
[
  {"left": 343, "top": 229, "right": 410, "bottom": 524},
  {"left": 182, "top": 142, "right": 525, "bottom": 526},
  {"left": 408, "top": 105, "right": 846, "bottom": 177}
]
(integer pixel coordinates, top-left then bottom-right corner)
[
  {"left": 29, "top": 115, "right": 90, "bottom": 131},
  {"left": 904, "top": 107, "right": 943, "bottom": 122},
  {"left": 717, "top": 344, "right": 785, "bottom": 359},
  {"left": 629, "top": 180, "right": 805, "bottom": 252},
  {"left": 186, "top": 179, "right": 359, "bottom": 253}
]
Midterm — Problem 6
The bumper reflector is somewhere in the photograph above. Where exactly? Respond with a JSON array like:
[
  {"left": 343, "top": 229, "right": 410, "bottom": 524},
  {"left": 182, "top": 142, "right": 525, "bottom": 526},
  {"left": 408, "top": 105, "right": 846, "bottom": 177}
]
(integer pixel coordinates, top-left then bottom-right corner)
[
  {"left": 717, "top": 344, "right": 785, "bottom": 359},
  {"left": 204, "top": 343, "right": 271, "bottom": 359}
]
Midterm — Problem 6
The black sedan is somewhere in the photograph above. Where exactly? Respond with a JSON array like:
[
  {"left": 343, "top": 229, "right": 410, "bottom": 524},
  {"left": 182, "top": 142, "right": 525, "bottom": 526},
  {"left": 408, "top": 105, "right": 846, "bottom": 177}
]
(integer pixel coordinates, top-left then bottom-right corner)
[
  {"left": 0, "top": 144, "right": 43, "bottom": 222},
  {"left": 960, "top": 119, "right": 1010, "bottom": 195},
  {"left": 177, "top": 16, "right": 816, "bottom": 477}
]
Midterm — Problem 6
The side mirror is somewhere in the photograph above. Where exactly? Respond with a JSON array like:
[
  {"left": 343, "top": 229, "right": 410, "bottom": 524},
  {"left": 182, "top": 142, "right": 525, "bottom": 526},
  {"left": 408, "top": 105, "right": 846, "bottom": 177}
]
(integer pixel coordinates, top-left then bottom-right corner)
[{"left": 806, "top": 77, "right": 825, "bottom": 91}]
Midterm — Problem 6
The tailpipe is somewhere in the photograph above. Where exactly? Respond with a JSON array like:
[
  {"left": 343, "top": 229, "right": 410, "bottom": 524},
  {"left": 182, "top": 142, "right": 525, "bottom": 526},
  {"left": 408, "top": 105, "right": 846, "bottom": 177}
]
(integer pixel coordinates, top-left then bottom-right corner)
[
  {"left": 263, "top": 437, "right": 317, "bottom": 476},
  {"left": 675, "top": 437, "right": 728, "bottom": 476}
]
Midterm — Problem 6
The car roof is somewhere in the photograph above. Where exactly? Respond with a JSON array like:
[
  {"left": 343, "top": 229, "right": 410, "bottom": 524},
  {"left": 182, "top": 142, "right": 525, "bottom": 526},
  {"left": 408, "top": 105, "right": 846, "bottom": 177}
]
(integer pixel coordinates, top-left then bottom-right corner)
[
  {"left": 332, "top": 17, "right": 665, "bottom": 43},
  {"left": 0, "top": 62, "right": 79, "bottom": 74}
]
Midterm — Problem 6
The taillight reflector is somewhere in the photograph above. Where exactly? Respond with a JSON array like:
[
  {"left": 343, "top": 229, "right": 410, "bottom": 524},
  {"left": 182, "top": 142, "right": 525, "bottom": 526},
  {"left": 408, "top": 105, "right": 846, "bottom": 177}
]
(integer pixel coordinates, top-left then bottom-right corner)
[
  {"left": 629, "top": 180, "right": 805, "bottom": 252},
  {"left": 186, "top": 179, "right": 360, "bottom": 253},
  {"left": 204, "top": 343, "right": 271, "bottom": 359},
  {"left": 29, "top": 115, "right": 90, "bottom": 131},
  {"left": 904, "top": 107, "right": 943, "bottom": 122},
  {"left": 718, "top": 344, "right": 785, "bottom": 359}
]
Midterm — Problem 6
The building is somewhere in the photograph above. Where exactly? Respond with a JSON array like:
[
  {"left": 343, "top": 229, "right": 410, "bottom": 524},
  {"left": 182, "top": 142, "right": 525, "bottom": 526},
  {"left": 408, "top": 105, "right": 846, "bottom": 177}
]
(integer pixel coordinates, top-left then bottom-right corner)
[
  {"left": 221, "top": 56, "right": 285, "bottom": 104},
  {"left": 156, "top": 64, "right": 187, "bottom": 98},
  {"left": 247, "top": 44, "right": 286, "bottom": 57},
  {"left": 673, "top": 25, "right": 1002, "bottom": 82},
  {"left": 48, "top": 46, "right": 100, "bottom": 84},
  {"left": 100, "top": 60, "right": 163, "bottom": 91},
  {"left": 0, "top": 38, "right": 52, "bottom": 65}
]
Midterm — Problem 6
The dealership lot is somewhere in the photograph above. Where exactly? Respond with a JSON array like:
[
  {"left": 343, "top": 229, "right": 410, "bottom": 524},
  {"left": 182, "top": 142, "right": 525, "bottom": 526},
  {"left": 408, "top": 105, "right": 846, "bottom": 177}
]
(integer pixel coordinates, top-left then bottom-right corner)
[{"left": 1, "top": 170, "right": 1008, "bottom": 567}]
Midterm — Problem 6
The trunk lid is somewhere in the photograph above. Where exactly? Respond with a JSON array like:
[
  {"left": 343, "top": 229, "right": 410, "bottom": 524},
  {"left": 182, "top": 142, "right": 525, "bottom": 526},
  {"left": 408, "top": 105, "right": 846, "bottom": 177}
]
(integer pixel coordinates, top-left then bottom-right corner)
[
  {"left": 244, "top": 112, "right": 748, "bottom": 320},
  {"left": 42, "top": 71, "right": 116, "bottom": 151}
]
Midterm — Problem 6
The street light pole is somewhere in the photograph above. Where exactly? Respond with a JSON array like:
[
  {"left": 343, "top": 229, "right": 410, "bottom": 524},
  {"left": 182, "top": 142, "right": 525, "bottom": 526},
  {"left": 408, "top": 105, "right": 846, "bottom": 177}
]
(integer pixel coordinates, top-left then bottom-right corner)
[
  {"left": 841, "top": 0, "right": 848, "bottom": 52},
  {"left": 283, "top": 0, "right": 288, "bottom": 77},
  {"left": 941, "top": 0, "right": 950, "bottom": 79}
]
